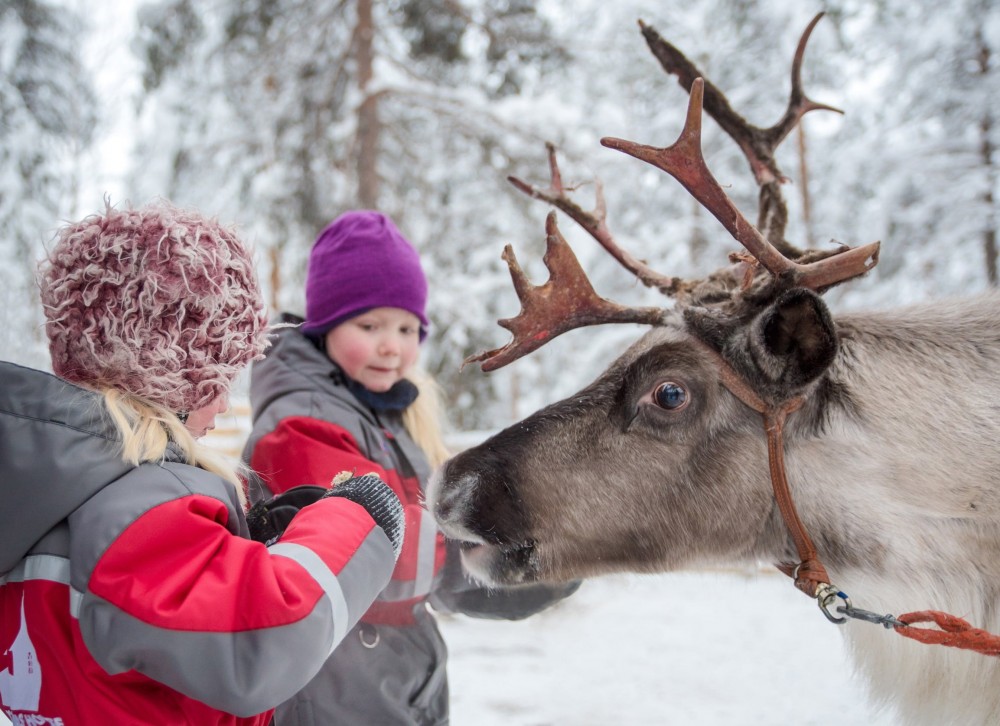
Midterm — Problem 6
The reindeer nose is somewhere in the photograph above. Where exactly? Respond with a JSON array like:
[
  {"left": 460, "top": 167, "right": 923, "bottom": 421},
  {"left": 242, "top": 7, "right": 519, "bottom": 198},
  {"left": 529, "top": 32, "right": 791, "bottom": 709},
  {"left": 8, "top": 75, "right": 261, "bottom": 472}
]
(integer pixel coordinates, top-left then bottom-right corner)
[
  {"left": 432, "top": 471, "right": 475, "bottom": 524},
  {"left": 427, "top": 463, "right": 486, "bottom": 542}
]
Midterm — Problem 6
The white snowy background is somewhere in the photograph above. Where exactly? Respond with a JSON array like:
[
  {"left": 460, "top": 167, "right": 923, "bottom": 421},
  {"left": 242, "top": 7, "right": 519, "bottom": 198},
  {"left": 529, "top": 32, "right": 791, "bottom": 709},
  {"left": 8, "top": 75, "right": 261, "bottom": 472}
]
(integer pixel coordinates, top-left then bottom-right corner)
[
  {"left": 2, "top": 0, "right": 997, "bottom": 723},
  {"left": 439, "top": 570, "right": 901, "bottom": 725}
]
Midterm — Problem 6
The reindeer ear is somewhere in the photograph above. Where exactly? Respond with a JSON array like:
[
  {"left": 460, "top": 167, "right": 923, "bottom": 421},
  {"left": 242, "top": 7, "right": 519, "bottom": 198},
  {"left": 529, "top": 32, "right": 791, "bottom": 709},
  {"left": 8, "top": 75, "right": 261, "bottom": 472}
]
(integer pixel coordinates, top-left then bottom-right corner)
[{"left": 749, "top": 288, "right": 837, "bottom": 388}]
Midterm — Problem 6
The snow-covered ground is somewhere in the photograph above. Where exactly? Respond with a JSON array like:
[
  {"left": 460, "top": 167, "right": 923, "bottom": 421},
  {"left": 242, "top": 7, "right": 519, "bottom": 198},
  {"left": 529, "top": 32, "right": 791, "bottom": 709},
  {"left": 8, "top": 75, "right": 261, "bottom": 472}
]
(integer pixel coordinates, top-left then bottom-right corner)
[{"left": 441, "top": 568, "right": 900, "bottom": 726}]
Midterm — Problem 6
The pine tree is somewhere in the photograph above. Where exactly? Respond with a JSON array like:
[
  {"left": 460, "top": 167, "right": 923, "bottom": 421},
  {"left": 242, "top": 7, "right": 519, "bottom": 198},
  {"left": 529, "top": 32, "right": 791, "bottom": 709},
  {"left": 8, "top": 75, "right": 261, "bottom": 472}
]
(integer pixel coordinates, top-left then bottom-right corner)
[
  {"left": 816, "top": 0, "right": 1000, "bottom": 302},
  {"left": 0, "top": 0, "right": 96, "bottom": 368}
]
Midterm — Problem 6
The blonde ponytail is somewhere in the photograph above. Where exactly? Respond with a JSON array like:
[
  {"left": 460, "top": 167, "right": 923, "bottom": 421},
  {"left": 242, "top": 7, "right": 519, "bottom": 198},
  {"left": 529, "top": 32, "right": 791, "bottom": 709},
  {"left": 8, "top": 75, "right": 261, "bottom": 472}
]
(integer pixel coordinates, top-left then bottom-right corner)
[
  {"left": 101, "top": 389, "right": 248, "bottom": 506},
  {"left": 402, "top": 368, "right": 451, "bottom": 470}
]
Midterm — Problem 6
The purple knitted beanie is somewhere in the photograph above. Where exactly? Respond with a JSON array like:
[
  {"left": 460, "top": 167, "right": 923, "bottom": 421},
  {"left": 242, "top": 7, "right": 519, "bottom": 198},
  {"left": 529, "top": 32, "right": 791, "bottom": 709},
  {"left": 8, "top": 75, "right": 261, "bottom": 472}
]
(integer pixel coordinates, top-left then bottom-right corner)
[
  {"left": 302, "top": 210, "right": 428, "bottom": 337},
  {"left": 39, "top": 201, "right": 270, "bottom": 413}
]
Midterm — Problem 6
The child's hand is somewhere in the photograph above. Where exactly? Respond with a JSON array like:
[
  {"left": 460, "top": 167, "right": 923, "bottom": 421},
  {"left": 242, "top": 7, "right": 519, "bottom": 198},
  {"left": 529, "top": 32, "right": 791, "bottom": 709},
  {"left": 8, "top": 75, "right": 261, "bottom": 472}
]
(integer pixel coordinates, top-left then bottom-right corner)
[{"left": 323, "top": 472, "right": 405, "bottom": 560}]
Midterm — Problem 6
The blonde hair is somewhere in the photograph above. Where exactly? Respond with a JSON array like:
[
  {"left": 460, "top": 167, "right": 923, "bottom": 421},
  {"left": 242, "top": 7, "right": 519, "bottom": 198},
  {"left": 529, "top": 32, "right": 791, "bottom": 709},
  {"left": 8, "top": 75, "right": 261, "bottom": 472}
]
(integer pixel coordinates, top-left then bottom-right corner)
[
  {"left": 101, "top": 389, "right": 248, "bottom": 506},
  {"left": 402, "top": 367, "right": 451, "bottom": 470}
]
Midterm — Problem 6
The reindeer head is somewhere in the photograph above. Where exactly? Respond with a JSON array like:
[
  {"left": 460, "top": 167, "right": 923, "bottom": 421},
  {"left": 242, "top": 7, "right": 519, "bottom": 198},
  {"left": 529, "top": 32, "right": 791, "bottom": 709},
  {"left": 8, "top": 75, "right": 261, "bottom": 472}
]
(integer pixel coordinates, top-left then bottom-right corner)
[{"left": 428, "top": 14, "right": 879, "bottom": 589}]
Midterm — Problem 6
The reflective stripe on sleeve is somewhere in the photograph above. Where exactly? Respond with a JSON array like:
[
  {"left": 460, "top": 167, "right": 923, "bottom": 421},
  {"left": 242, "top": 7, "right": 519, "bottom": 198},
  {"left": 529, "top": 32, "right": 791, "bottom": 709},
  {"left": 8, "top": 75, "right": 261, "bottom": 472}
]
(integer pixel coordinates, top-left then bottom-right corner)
[
  {"left": 0, "top": 554, "right": 86, "bottom": 619},
  {"left": 268, "top": 542, "right": 350, "bottom": 654},
  {"left": 0, "top": 554, "right": 70, "bottom": 586}
]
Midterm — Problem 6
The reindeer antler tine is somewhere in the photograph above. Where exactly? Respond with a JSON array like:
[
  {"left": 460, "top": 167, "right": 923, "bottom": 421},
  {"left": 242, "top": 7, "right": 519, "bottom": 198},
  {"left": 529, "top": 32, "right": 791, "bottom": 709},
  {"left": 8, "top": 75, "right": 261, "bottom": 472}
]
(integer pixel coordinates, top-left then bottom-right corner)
[
  {"left": 791, "top": 13, "right": 826, "bottom": 99},
  {"left": 602, "top": 77, "right": 706, "bottom": 165},
  {"left": 603, "top": 78, "right": 879, "bottom": 291},
  {"left": 508, "top": 146, "right": 681, "bottom": 294},
  {"left": 465, "top": 212, "right": 664, "bottom": 371},
  {"left": 501, "top": 243, "right": 533, "bottom": 302},
  {"left": 545, "top": 141, "right": 564, "bottom": 193},
  {"left": 770, "top": 12, "right": 844, "bottom": 146}
]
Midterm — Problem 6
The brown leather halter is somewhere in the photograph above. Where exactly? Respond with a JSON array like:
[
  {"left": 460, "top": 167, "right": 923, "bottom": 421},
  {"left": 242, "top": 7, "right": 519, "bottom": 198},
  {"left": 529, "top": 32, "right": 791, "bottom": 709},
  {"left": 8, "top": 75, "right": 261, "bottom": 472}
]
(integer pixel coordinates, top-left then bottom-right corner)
[{"left": 698, "top": 343, "right": 832, "bottom": 598}]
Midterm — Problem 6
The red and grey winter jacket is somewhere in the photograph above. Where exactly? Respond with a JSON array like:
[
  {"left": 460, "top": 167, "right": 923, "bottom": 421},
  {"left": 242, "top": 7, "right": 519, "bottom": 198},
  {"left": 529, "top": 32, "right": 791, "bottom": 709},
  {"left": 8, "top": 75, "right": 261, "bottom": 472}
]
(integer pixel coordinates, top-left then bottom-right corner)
[
  {"left": 243, "top": 324, "right": 447, "bottom": 627},
  {"left": 0, "top": 361, "right": 396, "bottom": 725}
]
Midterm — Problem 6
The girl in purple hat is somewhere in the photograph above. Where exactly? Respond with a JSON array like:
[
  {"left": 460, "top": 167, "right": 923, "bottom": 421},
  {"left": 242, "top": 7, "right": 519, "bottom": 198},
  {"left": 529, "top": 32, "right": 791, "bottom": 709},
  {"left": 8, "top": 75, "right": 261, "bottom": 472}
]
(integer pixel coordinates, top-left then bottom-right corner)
[{"left": 243, "top": 210, "right": 577, "bottom": 725}]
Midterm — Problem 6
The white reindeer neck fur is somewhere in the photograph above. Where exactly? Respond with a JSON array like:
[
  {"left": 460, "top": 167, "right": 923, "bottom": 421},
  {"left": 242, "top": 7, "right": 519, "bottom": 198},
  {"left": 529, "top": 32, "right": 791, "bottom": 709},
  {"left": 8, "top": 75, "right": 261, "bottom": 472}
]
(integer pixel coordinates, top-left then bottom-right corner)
[{"left": 782, "top": 292, "right": 1000, "bottom": 725}]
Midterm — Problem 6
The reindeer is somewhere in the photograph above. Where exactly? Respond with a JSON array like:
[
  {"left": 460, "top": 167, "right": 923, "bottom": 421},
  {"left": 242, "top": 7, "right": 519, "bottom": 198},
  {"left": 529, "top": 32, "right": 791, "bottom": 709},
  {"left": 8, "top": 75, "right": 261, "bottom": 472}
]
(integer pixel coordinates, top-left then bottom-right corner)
[{"left": 428, "top": 13, "right": 1000, "bottom": 725}]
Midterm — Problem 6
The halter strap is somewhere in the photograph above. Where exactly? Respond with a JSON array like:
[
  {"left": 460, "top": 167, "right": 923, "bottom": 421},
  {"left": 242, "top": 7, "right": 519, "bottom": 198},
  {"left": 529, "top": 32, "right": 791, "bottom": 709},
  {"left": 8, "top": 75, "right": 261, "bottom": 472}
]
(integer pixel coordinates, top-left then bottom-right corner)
[{"left": 697, "top": 342, "right": 830, "bottom": 597}]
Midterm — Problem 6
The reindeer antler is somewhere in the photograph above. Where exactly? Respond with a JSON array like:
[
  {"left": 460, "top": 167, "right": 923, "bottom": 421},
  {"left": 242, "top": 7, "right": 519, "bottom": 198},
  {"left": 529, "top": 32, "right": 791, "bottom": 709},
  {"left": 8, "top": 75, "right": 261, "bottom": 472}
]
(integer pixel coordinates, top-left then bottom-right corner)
[
  {"left": 641, "top": 11, "right": 843, "bottom": 254},
  {"left": 602, "top": 79, "right": 879, "bottom": 292},
  {"left": 467, "top": 13, "right": 880, "bottom": 372},
  {"left": 641, "top": 13, "right": 841, "bottom": 188},
  {"left": 507, "top": 143, "right": 686, "bottom": 297},
  {"left": 463, "top": 212, "right": 664, "bottom": 372}
]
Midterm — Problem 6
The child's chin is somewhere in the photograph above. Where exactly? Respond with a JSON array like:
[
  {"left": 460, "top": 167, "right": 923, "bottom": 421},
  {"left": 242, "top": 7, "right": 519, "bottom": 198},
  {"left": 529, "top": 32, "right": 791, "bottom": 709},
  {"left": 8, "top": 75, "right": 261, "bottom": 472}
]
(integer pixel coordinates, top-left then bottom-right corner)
[{"left": 363, "top": 377, "right": 396, "bottom": 392}]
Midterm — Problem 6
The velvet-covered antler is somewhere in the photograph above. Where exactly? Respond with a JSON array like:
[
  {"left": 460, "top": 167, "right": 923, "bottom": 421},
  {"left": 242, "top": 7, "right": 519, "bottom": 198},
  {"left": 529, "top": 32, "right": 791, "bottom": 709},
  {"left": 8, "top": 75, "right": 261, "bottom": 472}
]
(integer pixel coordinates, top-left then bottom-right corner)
[
  {"left": 468, "top": 13, "right": 879, "bottom": 372},
  {"left": 463, "top": 212, "right": 664, "bottom": 372}
]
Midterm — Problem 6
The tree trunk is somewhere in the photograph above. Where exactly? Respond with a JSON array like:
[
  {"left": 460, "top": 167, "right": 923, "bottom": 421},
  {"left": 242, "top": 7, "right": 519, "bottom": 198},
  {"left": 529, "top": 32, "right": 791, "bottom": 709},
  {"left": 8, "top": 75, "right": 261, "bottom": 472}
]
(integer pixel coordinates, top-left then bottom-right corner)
[
  {"left": 982, "top": 119, "right": 997, "bottom": 287},
  {"left": 977, "top": 30, "right": 998, "bottom": 286},
  {"left": 355, "top": 0, "right": 380, "bottom": 209},
  {"left": 268, "top": 245, "right": 281, "bottom": 312},
  {"left": 797, "top": 123, "right": 816, "bottom": 249}
]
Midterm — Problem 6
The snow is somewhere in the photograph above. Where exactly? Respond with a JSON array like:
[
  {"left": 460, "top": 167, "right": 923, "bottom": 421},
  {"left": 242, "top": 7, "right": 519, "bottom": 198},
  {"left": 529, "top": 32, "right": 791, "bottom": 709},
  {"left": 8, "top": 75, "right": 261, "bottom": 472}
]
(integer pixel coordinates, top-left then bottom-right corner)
[{"left": 441, "top": 569, "right": 900, "bottom": 725}]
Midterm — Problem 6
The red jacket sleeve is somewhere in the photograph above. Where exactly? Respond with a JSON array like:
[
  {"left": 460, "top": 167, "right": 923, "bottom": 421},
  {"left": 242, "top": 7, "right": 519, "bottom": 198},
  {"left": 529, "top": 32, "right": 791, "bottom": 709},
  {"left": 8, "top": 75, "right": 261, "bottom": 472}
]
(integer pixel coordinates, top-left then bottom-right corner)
[
  {"left": 249, "top": 415, "right": 446, "bottom": 615},
  {"left": 80, "top": 491, "right": 394, "bottom": 716},
  {"left": 250, "top": 416, "right": 391, "bottom": 495}
]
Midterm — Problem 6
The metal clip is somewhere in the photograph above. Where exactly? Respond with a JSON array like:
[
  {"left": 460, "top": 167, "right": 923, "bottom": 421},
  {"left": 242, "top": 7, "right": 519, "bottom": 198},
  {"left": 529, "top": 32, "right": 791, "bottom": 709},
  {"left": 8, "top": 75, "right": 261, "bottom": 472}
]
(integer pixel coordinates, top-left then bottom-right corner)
[
  {"left": 814, "top": 583, "right": 907, "bottom": 629},
  {"left": 815, "top": 583, "right": 849, "bottom": 625},
  {"left": 836, "top": 603, "right": 907, "bottom": 630}
]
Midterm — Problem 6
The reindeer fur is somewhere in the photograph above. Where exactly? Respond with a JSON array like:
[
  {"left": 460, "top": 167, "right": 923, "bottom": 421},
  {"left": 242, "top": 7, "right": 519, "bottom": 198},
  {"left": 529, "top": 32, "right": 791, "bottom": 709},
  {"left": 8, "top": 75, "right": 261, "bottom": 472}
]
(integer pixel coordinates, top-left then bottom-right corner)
[{"left": 429, "top": 292, "right": 1000, "bottom": 725}]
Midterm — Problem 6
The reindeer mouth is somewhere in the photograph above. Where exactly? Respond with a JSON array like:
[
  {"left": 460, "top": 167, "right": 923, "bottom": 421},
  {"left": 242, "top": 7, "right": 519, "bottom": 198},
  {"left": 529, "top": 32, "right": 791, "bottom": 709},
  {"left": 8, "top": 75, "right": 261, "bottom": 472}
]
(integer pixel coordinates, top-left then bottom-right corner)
[
  {"left": 429, "top": 464, "right": 541, "bottom": 584},
  {"left": 459, "top": 539, "right": 539, "bottom": 586}
]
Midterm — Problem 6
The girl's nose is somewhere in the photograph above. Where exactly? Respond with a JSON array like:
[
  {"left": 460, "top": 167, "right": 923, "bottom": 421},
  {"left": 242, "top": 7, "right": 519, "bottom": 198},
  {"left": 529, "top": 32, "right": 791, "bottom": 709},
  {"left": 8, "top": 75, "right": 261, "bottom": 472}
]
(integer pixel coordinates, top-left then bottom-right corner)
[{"left": 378, "top": 334, "right": 401, "bottom": 356}]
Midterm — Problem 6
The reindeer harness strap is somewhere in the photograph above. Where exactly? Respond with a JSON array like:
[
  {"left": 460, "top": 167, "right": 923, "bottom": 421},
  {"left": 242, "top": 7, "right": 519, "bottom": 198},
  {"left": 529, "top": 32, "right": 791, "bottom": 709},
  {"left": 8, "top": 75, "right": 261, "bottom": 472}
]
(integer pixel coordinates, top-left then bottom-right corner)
[
  {"left": 703, "top": 342, "right": 1000, "bottom": 656},
  {"left": 700, "top": 343, "right": 830, "bottom": 597}
]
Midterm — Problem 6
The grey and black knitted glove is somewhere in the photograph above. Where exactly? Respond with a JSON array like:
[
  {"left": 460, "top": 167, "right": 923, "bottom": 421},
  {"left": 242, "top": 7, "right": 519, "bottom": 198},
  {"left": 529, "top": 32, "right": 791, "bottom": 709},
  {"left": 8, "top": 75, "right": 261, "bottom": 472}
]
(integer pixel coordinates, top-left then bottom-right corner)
[{"left": 322, "top": 472, "right": 405, "bottom": 561}]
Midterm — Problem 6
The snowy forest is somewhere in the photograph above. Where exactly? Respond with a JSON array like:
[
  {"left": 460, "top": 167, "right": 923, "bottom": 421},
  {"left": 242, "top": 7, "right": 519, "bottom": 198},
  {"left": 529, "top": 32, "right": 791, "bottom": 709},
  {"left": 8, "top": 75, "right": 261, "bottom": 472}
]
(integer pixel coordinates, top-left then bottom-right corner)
[
  {"left": 2, "top": 0, "right": 998, "bottom": 436},
  {"left": 2, "top": 1, "right": 999, "bottom": 724}
]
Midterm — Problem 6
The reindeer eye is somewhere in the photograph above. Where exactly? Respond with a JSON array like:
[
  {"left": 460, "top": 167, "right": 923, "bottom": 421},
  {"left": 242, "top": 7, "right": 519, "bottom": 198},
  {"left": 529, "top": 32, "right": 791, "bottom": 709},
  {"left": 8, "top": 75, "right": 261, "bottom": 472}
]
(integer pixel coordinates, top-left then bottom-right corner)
[{"left": 653, "top": 382, "right": 688, "bottom": 411}]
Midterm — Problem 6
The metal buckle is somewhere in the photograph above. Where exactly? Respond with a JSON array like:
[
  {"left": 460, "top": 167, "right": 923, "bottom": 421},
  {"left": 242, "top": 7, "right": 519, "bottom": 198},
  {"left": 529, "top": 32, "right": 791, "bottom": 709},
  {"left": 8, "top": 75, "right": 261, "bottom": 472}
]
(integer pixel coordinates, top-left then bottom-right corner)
[{"left": 359, "top": 623, "right": 380, "bottom": 649}]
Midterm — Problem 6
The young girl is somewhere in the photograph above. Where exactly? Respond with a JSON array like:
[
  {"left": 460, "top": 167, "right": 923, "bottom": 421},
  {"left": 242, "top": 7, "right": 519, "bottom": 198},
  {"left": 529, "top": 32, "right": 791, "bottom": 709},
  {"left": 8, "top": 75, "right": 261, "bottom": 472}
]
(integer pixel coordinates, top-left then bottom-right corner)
[
  {"left": 243, "top": 210, "right": 578, "bottom": 725},
  {"left": 0, "top": 202, "right": 404, "bottom": 725}
]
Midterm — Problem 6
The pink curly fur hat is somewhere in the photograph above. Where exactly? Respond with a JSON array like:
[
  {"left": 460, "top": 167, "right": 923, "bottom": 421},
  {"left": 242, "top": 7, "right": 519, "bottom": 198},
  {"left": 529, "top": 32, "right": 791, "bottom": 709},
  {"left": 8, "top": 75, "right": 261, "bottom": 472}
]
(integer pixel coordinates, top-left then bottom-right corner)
[{"left": 39, "top": 201, "right": 270, "bottom": 413}]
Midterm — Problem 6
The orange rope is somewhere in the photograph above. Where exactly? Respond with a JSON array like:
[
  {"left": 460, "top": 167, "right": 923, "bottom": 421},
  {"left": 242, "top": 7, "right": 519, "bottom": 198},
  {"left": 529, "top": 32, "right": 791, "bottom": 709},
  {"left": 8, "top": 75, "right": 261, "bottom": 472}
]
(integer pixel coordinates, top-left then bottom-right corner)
[{"left": 895, "top": 611, "right": 1000, "bottom": 656}]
